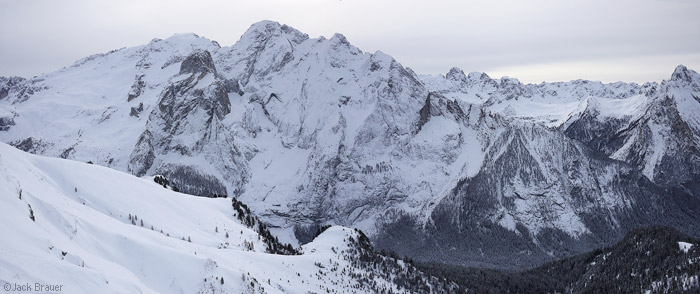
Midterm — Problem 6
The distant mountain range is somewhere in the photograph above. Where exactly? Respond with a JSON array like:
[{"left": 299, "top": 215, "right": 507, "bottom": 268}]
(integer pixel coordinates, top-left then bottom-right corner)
[{"left": 2, "top": 20, "right": 699, "bottom": 269}]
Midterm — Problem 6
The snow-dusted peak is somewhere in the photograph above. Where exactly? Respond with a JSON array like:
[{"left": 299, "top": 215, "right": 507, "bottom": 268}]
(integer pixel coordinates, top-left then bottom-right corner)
[
  {"left": 468, "top": 72, "right": 490, "bottom": 80},
  {"left": 446, "top": 67, "right": 467, "bottom": 83},
  {"left": 671, "top": 64, "right": 699, "bottom": 84},
  {"left": 499, "top": 76, "right": 522, "bottom": 86},
  {"left": 329, "top": 33, "right": 348, "bottom": 45},
  {"left": 327, "top": 33, "right": 363, "bottom": 56},
  {"left": 139, "top": 33, "right": 220, "bottom": 59},
  {"left": 238, "top": 20, "right": 309, "bottom": 46},
  {"left": 162, "top": 33, "right": 213, "bottom": 46},
  {"left": 369, "top": 50, "right": 396, "bottom": 70},
  {"left": 443, "top": 68, "right": 498, "bottom": 87},
  {"left": 214, "top": 21, "right": 312, "bottom": 83},
  {"left": 370, "top": 50, "right": 393, "bottom": 62},
  {"left": 179, "top": 49, "right": 217, "bottom": 75}
]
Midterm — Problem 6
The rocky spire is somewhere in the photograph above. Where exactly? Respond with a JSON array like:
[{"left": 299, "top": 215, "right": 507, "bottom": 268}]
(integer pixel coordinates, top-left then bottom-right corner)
[{"left": 179, "top": 50, "right": 217, "bottom": 76}]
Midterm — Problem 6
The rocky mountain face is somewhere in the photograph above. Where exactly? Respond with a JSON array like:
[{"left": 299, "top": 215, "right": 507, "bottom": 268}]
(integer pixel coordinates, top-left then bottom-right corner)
[
  {"left": 376, "top": 64, "right": 700, "bottom": 268},
  {"left": 562, "top": 66, "right": 700, "bottom": 190},
  {"left": 128, "top": 49, "right": 245, "bottom": 196},
  {"left": 1, "top": 21, "right": 699, "bottom": 269}
]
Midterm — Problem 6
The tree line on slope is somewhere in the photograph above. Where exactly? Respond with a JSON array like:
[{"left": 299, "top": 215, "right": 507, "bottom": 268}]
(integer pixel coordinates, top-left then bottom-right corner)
[{"left": 415, "top": 226, "right": 700, "bottom": 293}]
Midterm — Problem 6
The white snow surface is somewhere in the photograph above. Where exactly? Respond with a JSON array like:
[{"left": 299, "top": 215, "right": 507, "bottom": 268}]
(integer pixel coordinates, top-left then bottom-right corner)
[
  {"left": 0, "top": 142, "right": 411, "bottom": 294},
  {"left": 679, "top": 242, "right": 694, "bottom": 253}
]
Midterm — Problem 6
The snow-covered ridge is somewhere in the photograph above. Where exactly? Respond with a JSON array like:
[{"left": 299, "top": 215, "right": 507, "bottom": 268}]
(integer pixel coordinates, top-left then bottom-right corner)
[{"left": 0, "top": 142, "right": 452, "bottom": 293}]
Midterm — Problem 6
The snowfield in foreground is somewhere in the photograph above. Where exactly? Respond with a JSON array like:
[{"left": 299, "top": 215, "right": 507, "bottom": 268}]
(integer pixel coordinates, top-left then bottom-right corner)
[{"left": 0, "top": 142, "right": 425, "bottom": 293}]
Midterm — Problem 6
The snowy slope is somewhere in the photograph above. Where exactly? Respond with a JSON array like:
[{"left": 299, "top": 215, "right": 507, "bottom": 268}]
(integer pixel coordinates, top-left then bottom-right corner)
[{"left": 0, "top": 142, "right": 451, "bottom": 293}]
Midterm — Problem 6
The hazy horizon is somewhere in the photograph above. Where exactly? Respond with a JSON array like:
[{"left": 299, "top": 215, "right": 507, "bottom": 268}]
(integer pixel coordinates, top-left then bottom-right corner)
[{"left": 1, "top": 0, "right": 699, "bottom": 83}]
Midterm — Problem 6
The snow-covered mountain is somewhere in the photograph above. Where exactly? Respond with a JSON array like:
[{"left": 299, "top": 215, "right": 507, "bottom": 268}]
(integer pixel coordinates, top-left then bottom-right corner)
[
  {"left": 0, "top": 142, "right": 455, "bottom": 293},
  {"left": 1, "top": 20, "right": 699, "bottom": 269}
]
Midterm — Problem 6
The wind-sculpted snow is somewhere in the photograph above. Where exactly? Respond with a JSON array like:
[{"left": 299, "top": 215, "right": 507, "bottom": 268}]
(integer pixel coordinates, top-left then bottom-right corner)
[{"left": 1, "top": 20, "right": 700, "bottom": 269}]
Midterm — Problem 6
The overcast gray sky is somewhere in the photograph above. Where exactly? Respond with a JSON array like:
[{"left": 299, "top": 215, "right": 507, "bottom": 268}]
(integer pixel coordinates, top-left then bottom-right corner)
[{"left": 1, "top": 0, "right": 699, "bottom": 83}]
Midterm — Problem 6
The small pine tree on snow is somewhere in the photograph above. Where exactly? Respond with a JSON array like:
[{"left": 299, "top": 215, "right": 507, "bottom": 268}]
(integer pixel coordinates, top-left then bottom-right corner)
[
  {"left": 188, "top": 236, "right": 191, "bottom": 242},
  {"left": 140, "top": 219, "right": 144, "bottom": 227},
  {"left": 221, "top": 277, "right": 224, "bottom": 285},
  {"left": 226, "top": 232, "right": 229, "bottom": 238},
  {"left": 216, "top": 226, "right": 218, "bottom": 233},
  {"left": 28, "top": 205, "right": 35, "bottom": 222}
]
